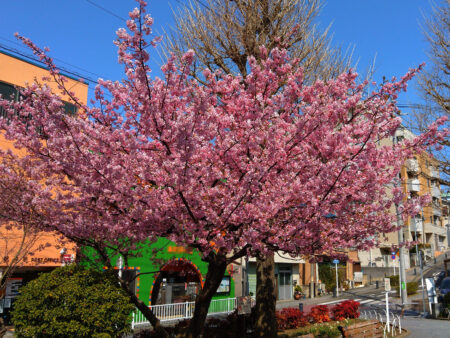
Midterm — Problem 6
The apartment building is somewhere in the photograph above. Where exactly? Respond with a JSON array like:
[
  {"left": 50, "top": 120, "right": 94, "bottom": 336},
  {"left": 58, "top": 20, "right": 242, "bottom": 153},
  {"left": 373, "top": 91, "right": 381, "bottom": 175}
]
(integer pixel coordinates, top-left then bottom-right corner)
[
  {"left": 0, "top": 50, "right": 88, "bottom": 320},
  {"left": 358, "top": 127, "right": 447, "bottom": 281}
]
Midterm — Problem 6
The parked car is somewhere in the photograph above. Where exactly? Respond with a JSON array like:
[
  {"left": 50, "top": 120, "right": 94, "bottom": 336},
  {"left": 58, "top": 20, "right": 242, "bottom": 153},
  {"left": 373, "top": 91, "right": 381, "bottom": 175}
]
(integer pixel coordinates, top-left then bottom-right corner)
[
  {"left": 438, "top": 277, "right": 450, "bottom": 302},
  {"left": 435, "top": 270, "right": 450, "bottom": 289}
]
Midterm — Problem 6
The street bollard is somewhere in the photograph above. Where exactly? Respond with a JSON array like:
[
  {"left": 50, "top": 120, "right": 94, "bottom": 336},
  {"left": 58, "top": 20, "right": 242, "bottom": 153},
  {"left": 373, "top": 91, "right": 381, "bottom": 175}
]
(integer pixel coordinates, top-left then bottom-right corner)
[
  {"left": 414, "top": 268, "right": 416, "bottom": 275},
  {"left": 299, "top": 303, "right": 303, "bottom": 312},
  {"left": 434, "top": 257, "right": 437, "bottom": 264},
  {"left": 376, "top": 281, "right": 379, "bottom": 289}
]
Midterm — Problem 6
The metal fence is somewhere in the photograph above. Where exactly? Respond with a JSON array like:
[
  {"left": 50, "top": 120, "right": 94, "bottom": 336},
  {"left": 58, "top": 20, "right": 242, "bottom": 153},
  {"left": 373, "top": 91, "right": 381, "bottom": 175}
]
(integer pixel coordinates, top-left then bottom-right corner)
[
  {"left": 360, "top": 308, "right": 402, "bottom": 337},
  {"left": 132, "top": 297, "right": 253, "bottom": 329}
]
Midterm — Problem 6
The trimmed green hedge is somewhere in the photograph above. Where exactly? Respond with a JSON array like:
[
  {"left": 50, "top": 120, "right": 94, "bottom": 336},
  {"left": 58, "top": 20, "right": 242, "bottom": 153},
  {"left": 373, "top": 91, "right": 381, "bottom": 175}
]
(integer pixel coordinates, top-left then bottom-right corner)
[{"left": 11, "top": 265, "right": 135, "bottom": 338}]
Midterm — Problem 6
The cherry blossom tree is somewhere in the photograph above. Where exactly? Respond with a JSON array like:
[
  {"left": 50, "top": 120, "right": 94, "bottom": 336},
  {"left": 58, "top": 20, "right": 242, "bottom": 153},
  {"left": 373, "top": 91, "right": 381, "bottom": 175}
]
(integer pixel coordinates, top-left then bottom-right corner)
[{"left": 0, "top": 2, "right": 447, "bottom": 337}]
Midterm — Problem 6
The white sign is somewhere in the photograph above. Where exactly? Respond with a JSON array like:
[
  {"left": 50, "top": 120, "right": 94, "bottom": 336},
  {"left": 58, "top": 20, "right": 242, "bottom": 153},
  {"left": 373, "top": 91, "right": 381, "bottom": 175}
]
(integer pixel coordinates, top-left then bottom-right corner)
[
  {"left": 5, "top": 278, "right": 22, "bottom": 299},
  {"left": 425, "top": 278, "right": 437, "bottom": 304},
  {"left": 384, "top": 278, "right": 391, "bottom": 292},
  {"left": 237, "top": 296, "right": 252, "bottom": 315},
  {"left": 354, "top": 272, "right": 363, "bottom": 282}
]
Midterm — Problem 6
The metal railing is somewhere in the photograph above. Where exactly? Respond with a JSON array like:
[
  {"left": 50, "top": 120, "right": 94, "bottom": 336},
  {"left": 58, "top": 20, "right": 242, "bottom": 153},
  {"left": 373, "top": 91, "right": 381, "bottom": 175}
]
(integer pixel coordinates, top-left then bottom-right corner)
[
  {"left": 360, "top": 308, "right": 402, "bottom": 337},
  {"left": 131, "top": 297, "right": 254, "bottom": 329}
]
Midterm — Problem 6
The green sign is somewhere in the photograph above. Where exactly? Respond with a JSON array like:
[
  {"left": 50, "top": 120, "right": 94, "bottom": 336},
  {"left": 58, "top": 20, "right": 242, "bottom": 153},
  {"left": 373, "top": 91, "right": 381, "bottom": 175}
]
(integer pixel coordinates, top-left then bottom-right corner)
[{"left": 401, "top": 282, "right": 406, "bottom": 290}]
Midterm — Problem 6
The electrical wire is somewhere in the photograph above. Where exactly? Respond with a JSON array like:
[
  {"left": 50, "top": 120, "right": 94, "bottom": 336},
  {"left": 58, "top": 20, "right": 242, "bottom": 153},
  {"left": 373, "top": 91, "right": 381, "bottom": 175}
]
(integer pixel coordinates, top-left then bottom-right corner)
[
  {"left": 0, "top": 36, "right": 105, "bottom": 80},
  {"left": 0, "top": 43, "right": 98, "bottom": 86},
  {"left": 85, "top": 0, "right": 127, "bottom": 22}
]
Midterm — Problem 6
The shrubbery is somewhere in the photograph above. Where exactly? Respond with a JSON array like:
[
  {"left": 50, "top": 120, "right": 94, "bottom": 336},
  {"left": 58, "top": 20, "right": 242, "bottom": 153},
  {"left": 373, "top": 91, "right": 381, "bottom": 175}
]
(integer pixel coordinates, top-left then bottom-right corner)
[
  {"left": 276, "top": 308, "right": 308, "bottom": 330},
  {"left": 331, "top": 300, "right": 360, "bottom": 320},
  {"left": 308, "top": 305, "right": 331, "bottom": 323},
  {"left": 389, "top": 275, "right": 399, "bottom": 287},
  {"left": 276, "top": 300, "right": 360, "bottom": 332},
  {"left": 389, "top": 276, "right": 418, "bottom": 295},
  {"left": 444, "top": 292, "right": 450, "bottom": 308},
  {"left": 11, "top": 265, "right": 135, "bottom": 338},
  {"left": 395, "top": 281, "right": 418, "bottom": 296}
]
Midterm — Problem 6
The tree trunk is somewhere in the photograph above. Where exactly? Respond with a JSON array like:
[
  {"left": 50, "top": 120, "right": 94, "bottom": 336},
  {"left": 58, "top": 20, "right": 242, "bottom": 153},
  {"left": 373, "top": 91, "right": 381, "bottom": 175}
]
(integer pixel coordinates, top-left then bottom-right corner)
[
  {"left": 120, "top": 278, "right": 169, "bottom": 338},
  {"left": 179, "top": 252, "right": 228, "bottom": 338},
  {"left": 254, "top": 253, "right": 277, "bottom": 338}
]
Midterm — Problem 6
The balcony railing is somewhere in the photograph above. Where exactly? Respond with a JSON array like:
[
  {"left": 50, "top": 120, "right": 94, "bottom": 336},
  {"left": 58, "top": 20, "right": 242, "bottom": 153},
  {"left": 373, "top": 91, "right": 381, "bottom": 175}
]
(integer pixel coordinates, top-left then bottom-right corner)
[
  {"left": 431, "top": 186, "right": 441, "bottom": 198},
  {"left": 407, "top": 179, "right": 420, "bottom": 192},
  {"left": 430, "top": 167, "right": 440, "bottom": 179},
  {"left": 432, "top": 205, "right": 442, "bottom": 217},
  {"left": 424, "top": 222, "right": 446, "bottom": 236},
  {"left": 405, "top": 158, "right": 419, "bottom": 173},
  {"left": 410, "top": 218, "right": 423, "bottom": 232}
]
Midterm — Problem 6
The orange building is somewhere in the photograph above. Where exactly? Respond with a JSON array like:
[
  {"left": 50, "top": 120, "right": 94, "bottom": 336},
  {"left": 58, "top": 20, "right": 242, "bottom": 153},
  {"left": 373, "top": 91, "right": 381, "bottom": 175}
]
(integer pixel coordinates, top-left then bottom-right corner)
[{"left": 0, "top": 50, "right": 88, "bottom": 315}]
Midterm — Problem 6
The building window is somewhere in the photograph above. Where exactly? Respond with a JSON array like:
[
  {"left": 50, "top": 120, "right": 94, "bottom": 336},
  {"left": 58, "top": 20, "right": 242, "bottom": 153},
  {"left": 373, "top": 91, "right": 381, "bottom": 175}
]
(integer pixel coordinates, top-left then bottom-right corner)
[
  {"left": 216, "top": 276, "right": 231, "bottom": 294},
  {"left": 0, "top": 81, "right": 18, "bottom": 118},
  {"left": 0, "top": 80, "right": 78, "bottom": 117}
]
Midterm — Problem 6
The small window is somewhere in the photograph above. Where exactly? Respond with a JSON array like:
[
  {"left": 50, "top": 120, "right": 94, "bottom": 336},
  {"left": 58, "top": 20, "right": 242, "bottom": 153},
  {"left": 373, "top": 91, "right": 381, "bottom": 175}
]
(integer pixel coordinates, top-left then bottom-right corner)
[
  {"left": 0, "top": 81, "right": 18, "bottom": 119},
  {"left": 216, "top": 276, "right": 231, "bottom": 294},
  {"left": 63, "top": 101, "right": 78, "bottom": 116}
]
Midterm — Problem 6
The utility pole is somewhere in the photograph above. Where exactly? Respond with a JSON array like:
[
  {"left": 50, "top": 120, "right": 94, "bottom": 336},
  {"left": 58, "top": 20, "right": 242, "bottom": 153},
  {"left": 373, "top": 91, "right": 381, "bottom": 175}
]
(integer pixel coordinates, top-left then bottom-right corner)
[
  {"left": 393, "top": 131, "right": 408, "bottom": 305},
  {"left": 418, "top": 209, "right": 427, "bottom": 316}
]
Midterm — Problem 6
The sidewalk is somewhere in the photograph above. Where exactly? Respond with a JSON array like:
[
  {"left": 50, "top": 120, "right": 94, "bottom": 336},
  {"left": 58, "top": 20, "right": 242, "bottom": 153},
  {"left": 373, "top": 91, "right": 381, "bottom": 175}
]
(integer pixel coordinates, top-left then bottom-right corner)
[{"left": 406, "top": 249, "right": 450, "bottom": 283}]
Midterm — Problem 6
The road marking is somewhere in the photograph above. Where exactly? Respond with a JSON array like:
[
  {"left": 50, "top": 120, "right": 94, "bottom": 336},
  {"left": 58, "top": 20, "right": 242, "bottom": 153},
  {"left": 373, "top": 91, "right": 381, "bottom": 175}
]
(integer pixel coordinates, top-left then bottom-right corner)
[{"left": 319, "top": 299, "right": 348, "bottom": 305}]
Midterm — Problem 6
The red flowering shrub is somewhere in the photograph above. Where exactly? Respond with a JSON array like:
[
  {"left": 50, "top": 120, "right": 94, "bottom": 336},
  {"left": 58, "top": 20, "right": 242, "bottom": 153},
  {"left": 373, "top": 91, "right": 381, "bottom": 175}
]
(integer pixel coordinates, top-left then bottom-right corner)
[
  {"left": 331, "top": 300, "right": 360, "bottom": 320},
  {"left": 276, "top": 308, "right": 308, "bottom": 330},
  {"left": 308, "top": 305, "right": 330, "bottom": 323}
]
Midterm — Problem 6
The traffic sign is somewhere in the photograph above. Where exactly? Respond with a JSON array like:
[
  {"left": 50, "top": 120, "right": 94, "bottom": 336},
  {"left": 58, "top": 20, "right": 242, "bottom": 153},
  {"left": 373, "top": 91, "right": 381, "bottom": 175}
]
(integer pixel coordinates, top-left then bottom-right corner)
[
  {"left": 391, "top": 255, "right": 396, "bottom": 260},
  {"left": 384, "top": 277, "right": 391, "bottom": 291},
  {"left": 332, "top": 259, "right": 340, "bottom": 264}
]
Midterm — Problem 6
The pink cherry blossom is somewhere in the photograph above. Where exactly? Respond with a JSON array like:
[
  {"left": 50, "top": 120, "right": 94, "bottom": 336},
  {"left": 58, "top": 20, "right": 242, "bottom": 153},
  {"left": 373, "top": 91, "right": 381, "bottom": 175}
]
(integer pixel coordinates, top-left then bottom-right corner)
[{"left": 0, "top": 1, "right": 447, "bottom": 334}]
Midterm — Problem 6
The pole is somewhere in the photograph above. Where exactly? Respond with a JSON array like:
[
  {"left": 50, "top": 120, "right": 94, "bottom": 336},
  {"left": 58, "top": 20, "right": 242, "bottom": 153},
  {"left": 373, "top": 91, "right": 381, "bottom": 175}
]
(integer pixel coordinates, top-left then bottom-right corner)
[
  {"left": 335, "top": 262, "right": 339, "bottom": 297},
  {"left": 416, "top": 209, "right": 427, "bottom": 316},
  {"left": 385, "top": 291, "right": 390, "bottom": 334},
  {"left": 117, "top": 255, "right": 123, "bottom": 279},
  {"left": 393, "top": 257, "right": 396, "bottom": 276},
  {"left": 393, "top": 132, "right": 408, "bottom": 305},
  {"left": 310, "top": 262, "right": 315, "bottom": 298}
]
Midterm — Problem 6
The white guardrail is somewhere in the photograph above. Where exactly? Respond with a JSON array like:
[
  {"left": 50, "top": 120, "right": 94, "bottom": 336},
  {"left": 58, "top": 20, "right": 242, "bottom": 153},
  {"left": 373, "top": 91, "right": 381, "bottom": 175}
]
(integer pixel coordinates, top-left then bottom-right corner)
[
  {"left": 360, "top": 309, "right": 402, "bottom": 337},
  {"left": 132, "top": 297, "right": 253, "bottom": 329}
]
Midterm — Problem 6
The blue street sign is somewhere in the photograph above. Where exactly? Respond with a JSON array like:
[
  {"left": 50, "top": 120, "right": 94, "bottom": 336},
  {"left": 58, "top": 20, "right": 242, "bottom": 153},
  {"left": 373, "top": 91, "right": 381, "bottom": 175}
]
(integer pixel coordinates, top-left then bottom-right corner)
[
  {"left": 391, "top": 251, "right": 396, "bottom": 255},
  {"left": 391, "top": 255, "right": 396, "bottom": 260},
  {"left": 332, "top": 259, "right": 340, "bottom": 264}
]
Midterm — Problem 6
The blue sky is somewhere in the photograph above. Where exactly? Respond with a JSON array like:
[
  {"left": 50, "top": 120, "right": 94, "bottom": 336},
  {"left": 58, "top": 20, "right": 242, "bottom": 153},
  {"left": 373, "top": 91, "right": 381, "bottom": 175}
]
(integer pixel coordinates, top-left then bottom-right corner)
[{"left": 0, "top": 0, "right": 434, "bottom": 106}]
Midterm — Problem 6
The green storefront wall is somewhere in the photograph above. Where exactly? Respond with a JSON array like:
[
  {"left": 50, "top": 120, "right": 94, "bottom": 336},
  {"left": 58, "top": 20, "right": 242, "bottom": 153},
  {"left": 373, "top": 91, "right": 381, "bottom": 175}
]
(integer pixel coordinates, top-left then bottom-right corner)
[{"left": 82, "top": 238, "right": 235, "bottom": 306}]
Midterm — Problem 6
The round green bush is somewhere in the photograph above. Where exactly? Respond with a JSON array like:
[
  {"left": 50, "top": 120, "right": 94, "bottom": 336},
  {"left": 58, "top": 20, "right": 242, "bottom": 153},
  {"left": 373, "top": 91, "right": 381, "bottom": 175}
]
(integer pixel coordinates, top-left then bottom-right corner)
[
  {"left": 395, "top": 281, "right": 418, "bottom": 296},
  {"left": 11, "top": 265, "right": 135, "bottom": 338}
]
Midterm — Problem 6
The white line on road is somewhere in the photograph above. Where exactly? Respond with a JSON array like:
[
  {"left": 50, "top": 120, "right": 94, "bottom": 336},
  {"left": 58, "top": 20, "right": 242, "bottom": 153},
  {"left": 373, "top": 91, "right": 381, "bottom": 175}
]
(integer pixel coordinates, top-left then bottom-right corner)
[{"left": 319, "top": 299, "right": 348, "bottom": 305}]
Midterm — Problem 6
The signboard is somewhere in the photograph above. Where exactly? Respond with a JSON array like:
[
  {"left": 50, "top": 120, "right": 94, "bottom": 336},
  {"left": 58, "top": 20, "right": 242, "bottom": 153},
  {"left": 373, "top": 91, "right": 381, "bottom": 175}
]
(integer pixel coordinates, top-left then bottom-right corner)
[
  {"left": 0, "top": 278, "right": 23, "bottom": 312},
  {"left": 425, "top": 278, "right": 437, "bottom": 304},
  {"left": 237, "top": 296, "right": 252, "bottom": 315},
  {"left": 62, "top": 254, "right": 74, "bottom": 264},
  {"left": 332, "top": 259, "right": 340, "bottom": 264},
  {"left": 353, "top": 272, "right": 363, "bottom": 283},
  {"left": 384, "top": 278, "right": 391, "bottom": 292},
  {"left": 5, "top": 278, "right": 22, "bottom": 300}
]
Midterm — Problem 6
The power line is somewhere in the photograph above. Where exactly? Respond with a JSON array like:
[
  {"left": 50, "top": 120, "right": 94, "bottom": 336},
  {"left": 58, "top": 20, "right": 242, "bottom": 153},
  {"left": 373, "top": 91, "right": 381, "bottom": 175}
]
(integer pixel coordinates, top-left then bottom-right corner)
[
  {"left": 85, "top": 0, "right": 127, "bottom": 22},
  {"left": 0, "top": 36, "right": 105, "bottom": 80},
  {"left": 0, "top": 43, "right": 98, "bottom": 86}
]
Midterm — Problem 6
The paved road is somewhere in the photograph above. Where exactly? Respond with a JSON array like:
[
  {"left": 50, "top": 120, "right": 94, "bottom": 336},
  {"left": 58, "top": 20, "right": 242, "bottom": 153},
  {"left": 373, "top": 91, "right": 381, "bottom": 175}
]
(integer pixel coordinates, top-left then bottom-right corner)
[{"left": 401, "top": 316, "right": 450, "bottom": 338}]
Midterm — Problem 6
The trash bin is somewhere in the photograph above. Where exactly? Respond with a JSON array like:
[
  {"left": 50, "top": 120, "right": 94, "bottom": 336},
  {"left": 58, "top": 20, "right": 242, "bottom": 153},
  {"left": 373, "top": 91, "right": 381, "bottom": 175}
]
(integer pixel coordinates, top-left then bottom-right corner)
[{"left": 298, "top": 303, "right": 303, "bottom": 312}]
